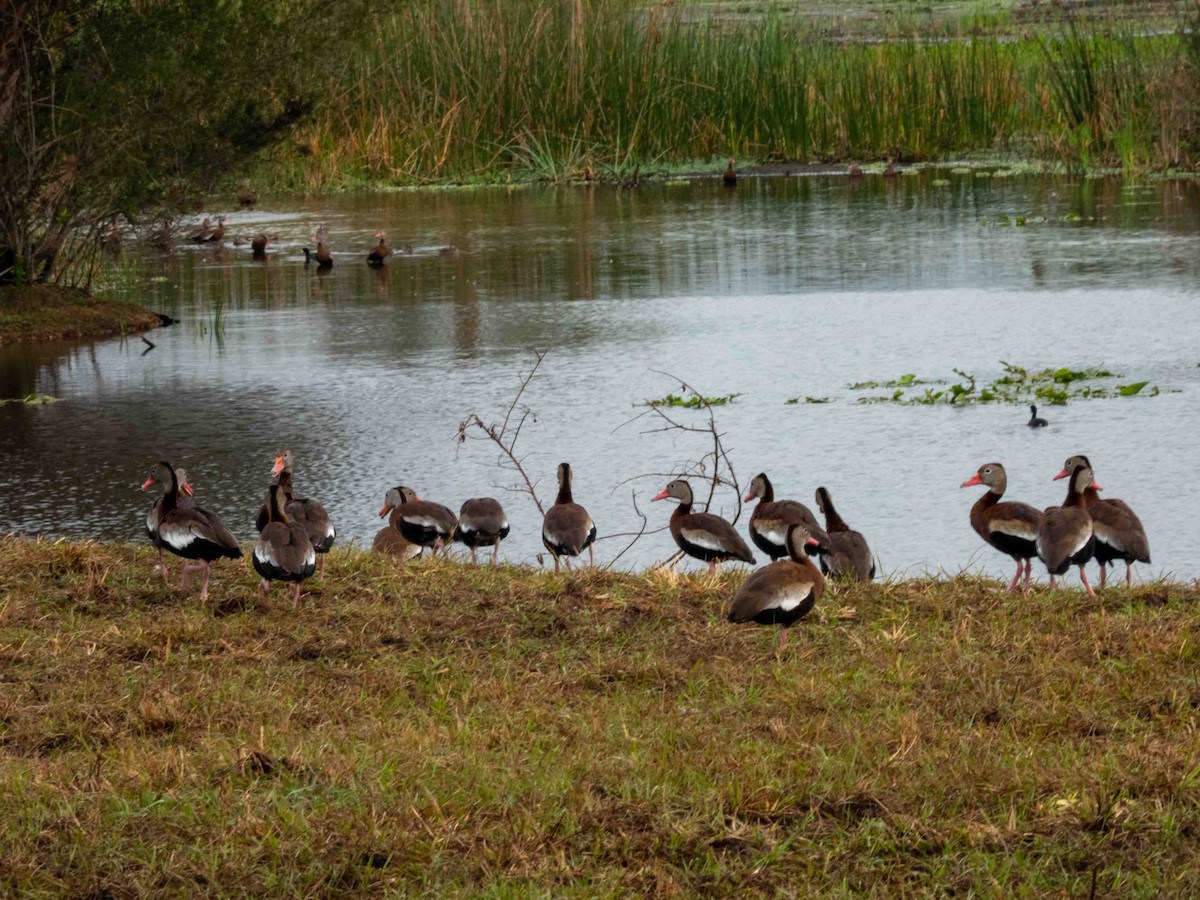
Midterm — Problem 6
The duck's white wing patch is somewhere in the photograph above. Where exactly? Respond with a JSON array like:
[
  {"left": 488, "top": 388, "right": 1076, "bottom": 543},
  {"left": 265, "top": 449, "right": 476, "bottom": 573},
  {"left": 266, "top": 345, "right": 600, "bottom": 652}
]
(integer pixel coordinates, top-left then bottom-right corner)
[
  {"left": 402, "top": 514, "right": 449, "bottom": 533},
  {"left": 681, "top": 528, "right": 729, "bottom": 552},
  {"left": 253, "top": 542, "right": 278, "bottom": 567},
  {"left": 990, "top": 518, "right": 1038, "bottom": 540},
  {"left": 1091, "top": 520, "right": 1123, "bottom": 549},
  {"left": 773, "top": 586, "right": 813, "bottom": 611},
  {"left": 160, "top": 523, "right": 204, "bottom": 551},
  {"left": 753, "top": 523, "right": 787, "bottom": 547}
]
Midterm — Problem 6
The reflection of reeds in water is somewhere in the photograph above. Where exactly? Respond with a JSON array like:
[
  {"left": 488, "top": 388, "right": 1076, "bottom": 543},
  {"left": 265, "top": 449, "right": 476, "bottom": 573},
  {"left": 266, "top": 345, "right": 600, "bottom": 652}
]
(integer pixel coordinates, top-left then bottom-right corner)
[{"left": 266, "top": 0, "right": 1193, "bottom": 188}]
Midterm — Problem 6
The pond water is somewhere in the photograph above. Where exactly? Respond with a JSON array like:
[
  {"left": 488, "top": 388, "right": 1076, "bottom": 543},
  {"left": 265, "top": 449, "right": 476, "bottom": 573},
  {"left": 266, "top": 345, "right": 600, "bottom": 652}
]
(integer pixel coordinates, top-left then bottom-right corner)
[{"left": 2, "top": 171, "right": 1199, "bottom": 582}]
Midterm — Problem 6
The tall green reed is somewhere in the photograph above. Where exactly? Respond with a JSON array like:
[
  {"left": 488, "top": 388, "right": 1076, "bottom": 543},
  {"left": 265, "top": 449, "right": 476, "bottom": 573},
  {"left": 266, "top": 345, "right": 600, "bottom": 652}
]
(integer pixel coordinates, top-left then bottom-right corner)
[{"left": 264, "top": 0, "right": 1193, "bottom": 188}]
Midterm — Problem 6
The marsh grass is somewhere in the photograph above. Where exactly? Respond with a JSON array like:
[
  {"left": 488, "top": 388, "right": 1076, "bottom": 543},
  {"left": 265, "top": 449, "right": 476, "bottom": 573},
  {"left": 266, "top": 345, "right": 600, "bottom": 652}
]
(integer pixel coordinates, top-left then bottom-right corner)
[
  {"left": 264, "top": 0, "right": 1195, "bottom": 189},
  {"left": 4, "top": 537, "right": 1200, "bottom": 894}
]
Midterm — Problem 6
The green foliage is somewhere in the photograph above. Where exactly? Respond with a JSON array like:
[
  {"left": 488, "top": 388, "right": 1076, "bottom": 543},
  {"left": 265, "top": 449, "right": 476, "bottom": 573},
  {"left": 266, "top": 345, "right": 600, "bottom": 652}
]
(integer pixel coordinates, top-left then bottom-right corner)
[
  {"left": 0, "top": 392, "right": 60, "bottom": 406},
  {"left": 0, "top": 0, "right": 365, "bottom": 286},
  {"left": 853, "top": 361, "right": 1157, "bottom": 407},
  {"left": 264, "top": 0, "right": 1193, "bottom": 190},
  {"left": 640, "top": 392, "right": 741, "bottom": 408}
]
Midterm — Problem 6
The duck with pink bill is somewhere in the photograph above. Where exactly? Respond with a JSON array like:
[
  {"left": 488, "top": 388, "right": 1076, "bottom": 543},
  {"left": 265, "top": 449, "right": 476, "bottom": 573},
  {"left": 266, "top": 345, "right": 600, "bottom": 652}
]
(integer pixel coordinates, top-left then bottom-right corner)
[
  {"left": 1055, "top": 454, "right": 1149, "bottom": 590},
  {"left": 1037, "top": 459, "right": 1098, "bottom": 596},
  {"left": 653, "top": 479, "right": 754, "bottom": 573},
  {"left": 141, "top": 461, "right": 241, "bottom": 604},
  {"left": 961, "top": 462, "right": 1043, "bottom": 592}
]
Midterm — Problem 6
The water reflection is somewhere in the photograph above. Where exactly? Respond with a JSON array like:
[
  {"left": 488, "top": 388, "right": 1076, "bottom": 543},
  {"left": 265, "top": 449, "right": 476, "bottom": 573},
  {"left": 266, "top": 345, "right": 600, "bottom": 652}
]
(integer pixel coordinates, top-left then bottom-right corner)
[{"left": 2, "top": 171, "right": 1199, "bottom": 579}]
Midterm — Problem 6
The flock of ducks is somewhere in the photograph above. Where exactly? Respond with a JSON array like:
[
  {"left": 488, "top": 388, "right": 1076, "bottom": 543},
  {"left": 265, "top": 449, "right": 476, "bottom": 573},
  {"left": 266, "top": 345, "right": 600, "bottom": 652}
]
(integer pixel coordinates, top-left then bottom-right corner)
[
  {"left": 140, "top": 448, "right": 1151, "bottom": 644},
  {"left": 179, "top": 220, "right": 457, "bottom": 269},
  {"left": 139, "top": 454, "right": 878, "bottom": 645},
  {"left": 962, "top": 455, "right": 1150, "bottom": 597}
]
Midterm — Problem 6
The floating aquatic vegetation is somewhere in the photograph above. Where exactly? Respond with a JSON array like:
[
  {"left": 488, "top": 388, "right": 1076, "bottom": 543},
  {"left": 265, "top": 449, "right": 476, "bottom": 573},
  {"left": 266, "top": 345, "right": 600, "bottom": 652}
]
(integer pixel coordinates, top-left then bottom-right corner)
[
  {"left": 785, "top": 396, "right": 832, "bottom": 405},
  {"left": 851, "top": 361, "right": 1160, "bottom": 407},
  {"left": 639, "top": 392, "right": 741, "bottom": 409},
  {"left": 0, "top": 393, "right": 61, "bottom": 406}
]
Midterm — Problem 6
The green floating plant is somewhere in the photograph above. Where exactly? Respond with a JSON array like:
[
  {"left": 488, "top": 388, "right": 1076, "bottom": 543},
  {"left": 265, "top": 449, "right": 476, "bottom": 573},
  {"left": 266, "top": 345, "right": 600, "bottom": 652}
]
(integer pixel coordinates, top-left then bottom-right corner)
[
  {"left": 639, "top": 392, "right": 741, "bottom": 409},
  {"left": 849, "top": 362, "right": 1160, "bottom": 407}
]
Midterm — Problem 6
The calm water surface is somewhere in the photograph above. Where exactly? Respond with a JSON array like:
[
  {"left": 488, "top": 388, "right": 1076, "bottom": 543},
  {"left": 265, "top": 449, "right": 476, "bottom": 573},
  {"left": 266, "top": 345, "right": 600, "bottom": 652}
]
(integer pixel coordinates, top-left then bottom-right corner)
[{"left": 2, "top": 172, "right": 1198, "bottom": 581}]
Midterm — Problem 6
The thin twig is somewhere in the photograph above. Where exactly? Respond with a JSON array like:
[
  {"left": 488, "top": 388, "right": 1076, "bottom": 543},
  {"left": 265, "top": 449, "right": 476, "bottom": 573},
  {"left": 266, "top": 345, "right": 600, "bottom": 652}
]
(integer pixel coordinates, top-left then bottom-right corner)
[
  {"left": 457, "top": 351, "right": 548, "bottom": 516},
  {"left": 601, "top": 490, "right": 653, "bottom": 570}
]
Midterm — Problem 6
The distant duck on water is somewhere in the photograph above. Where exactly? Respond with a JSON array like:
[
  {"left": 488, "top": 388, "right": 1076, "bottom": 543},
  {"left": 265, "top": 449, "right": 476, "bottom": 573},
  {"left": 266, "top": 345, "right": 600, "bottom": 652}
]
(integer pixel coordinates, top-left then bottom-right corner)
[{"left": 1028, "top": 405, "right": 1048, "bottom": 428}]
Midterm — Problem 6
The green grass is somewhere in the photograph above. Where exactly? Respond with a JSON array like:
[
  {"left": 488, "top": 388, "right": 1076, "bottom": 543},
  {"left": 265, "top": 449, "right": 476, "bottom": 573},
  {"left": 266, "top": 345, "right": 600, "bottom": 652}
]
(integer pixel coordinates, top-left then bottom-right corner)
[
  {"left": 0, "top": 285, "right": 161, "bottom": 346},
  {"left": 258, "top": 0, "right": 1197, "bottom": 190},
  {"left": 4, "top": 538, "right": 1200, "bottom": 894}
]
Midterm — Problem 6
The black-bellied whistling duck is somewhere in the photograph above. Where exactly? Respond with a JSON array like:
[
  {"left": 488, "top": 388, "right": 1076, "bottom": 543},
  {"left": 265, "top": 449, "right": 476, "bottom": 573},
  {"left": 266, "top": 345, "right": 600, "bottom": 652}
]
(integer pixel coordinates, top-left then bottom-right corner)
[
  {"left": 367, "top": 231, "right": 390, "bottom": 266},
  {"left": 813, "top": 486, "right": 874, "bottom": 582},
  {"left": 542, "top": 462, "right": 596, "bottom": 573},
  {"left": 379, "top": 486, "right": 457, "bottom": 555},
  {"left": 140, "top": 461, "right": 241, "bottom": 603},
  {"left": 883, "top": 158, "right": 899, "bottom": 178},
  {"left": 190, "top": 218, "right": 213, "bottom": 242},
  {"left": 653, "top": 479, "right": 754, "bottom": 573},
  {"left": 848, "top": 163, "right": 864, "bottom": 180},
  {"left": 1037, "top": 459, "right": 1097, "bottom": 595},
  {"left": 1028, "top": 405, "right": 1048, "bottom": 428},
  {"left": 727, "top": 523, "right": 823, "bottom": 648},
  {"left": 303, "top": 229, "right": 333, "bottom": 268},
  {"left": 372, "top": 524, "right": 421, "bottom": 561},
  {"left": 251, "top": 235, "right": 269, "bottom": 259},
  {"left": 1058, "top": 454, "right": 1149, "bottom": 589},
  {"left": 203, "top": 216, "right": 227, "bottom": 244},
  {"left": 961, "top": 462, "right": 1042, "bottom": 592},
  {"left": 236, "top": 180, "right": 257, "bottom": 207},
  {"left": 454, "top": 498, "right": 510, "bottom": 565},
  {"left": 144, "top": 467, "right": 194, "bottom": 579},
  {"left": 723, "top": 159, "right": 737, "bottom": 187},
  {"left": 253, "top": 484, "right": 316, "bottom": 610},
  {"left": 744, "top": 473, "right": 828, "bottom": 562},
  {"left": 254, "top": 450, "right": 335, "bottom": 577}
]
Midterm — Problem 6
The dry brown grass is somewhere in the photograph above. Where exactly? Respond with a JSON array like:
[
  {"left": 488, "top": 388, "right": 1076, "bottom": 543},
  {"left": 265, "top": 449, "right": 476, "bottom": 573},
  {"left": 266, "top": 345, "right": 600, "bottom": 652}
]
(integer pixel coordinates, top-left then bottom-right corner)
[{"left": 3, "top": 536, "right": 1200, "bottom": 895}]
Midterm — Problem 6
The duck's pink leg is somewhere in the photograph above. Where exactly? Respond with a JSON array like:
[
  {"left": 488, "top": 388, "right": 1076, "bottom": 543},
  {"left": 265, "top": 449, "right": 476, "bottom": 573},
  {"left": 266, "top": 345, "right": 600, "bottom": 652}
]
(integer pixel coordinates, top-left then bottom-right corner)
[{"left": 1078, "top": 565, "right": 1095, "bottom": 598}]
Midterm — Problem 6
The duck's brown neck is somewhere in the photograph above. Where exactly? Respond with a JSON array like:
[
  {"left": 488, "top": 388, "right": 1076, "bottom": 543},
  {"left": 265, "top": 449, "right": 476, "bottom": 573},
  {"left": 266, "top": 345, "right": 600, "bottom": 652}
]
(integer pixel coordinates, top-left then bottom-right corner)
[
  {"left": 556, "top": 480, "right": 573, "bottom": 505},
  {"left": 817, "top": 488, "right": 848, "bottom": 532},
  {"left": 277, "top": 469, "right": 294, "bottom": 499},
  {"left": 269, "top": 489, "right": 290, "bottom": 524},
  {"left": 161, "top": 468, "right": 180, "bottom": 511}
]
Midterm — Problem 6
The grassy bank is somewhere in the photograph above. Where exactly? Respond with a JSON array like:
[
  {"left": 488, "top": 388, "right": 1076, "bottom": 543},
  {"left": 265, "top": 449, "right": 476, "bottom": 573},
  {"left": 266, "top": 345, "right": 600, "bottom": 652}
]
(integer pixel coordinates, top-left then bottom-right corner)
[
  {"left": 4, "top": 538, "right": 1200, "bottom": 894},
  {"left": 265, "top": 0, "right": 1198, "bottom": 190},
  {"left": 0, "top": 286, "right": 160, "bottom": 346}
]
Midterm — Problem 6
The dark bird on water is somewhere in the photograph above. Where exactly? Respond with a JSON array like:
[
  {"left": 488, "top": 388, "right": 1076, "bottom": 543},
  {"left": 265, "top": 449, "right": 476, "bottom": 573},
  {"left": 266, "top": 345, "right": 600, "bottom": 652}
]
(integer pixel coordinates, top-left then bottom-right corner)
[{"left": 1028, "top": 405, "right": 1048, "bottom": 428}]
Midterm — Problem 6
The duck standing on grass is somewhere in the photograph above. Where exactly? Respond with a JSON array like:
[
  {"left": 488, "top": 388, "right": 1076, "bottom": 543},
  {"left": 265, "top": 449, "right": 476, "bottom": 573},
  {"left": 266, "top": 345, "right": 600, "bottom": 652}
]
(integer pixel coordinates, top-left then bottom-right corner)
[
  {"left": 727, "top": 523, "right": 824, "bottom": 648},
  {"left": 141, "top": 461, "right": 241, "bottom": 604},
  {"left": 1037, "top": 459, "right": 1097, "bottom": 596},
  {"left": 257, "top": 450, "right": 336, "bottom": 577},
  {"left": 253, "top": 484, "right": 316, "bottom": 609},
  {"left": 814, "top": 486, "right": 874, "bottom": 581},
  {"left": 454, "top": 497, "right": 510, "bottom": 565},
  {"left": 542, "top": 462, "right": 596, "bottom": 572},
  {"left": 961, "top": 462, "right": 1043, "bottom": 592},
  {"left": 1057, "top": 454, "right": 1150, "bottom": 589},
  {"left": 144, "top": 467, "right": 193, "bottom": 579},
  {"left": 653, "top": 479, "right": 754, "bottom": 573},
  {"left": 379, "top": 486, "right": 458, "bottom": 556}
]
